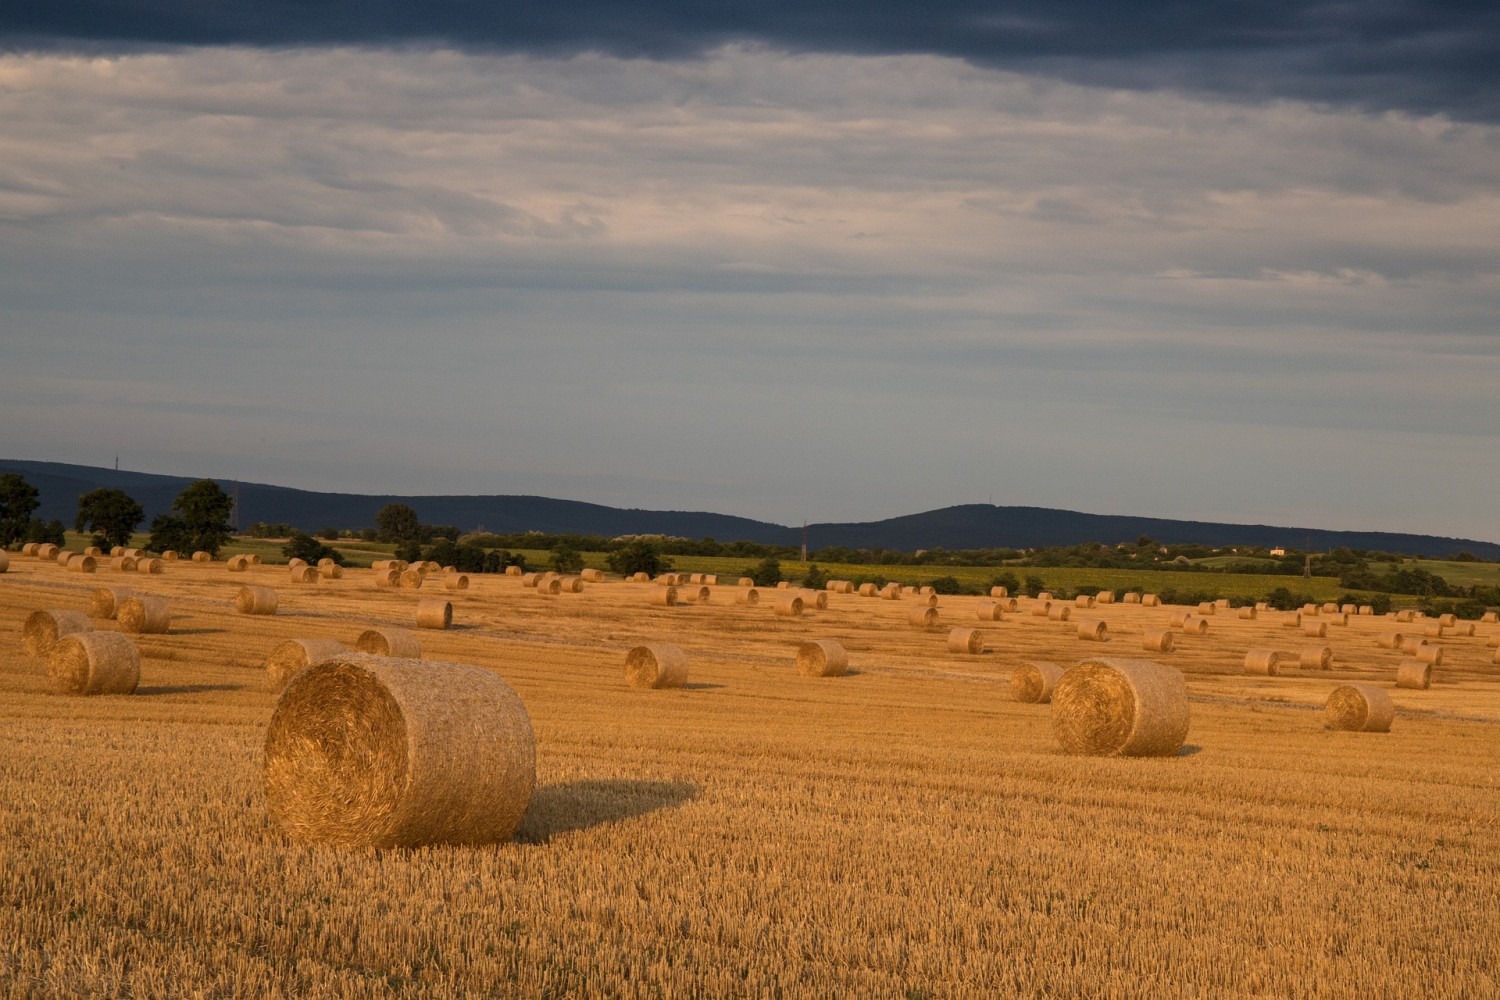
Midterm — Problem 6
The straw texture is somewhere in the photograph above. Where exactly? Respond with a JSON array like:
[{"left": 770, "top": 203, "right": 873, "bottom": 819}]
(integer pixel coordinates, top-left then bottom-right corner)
[
  {"left": 47, "top": 632, "right": 140, "bottom": 696},
  {"left": 1395, "top": 661, "right": 1432, "bottom": 690},
  {"left": 263, "top": 654, "right": 535, "bottom": 847},
  {"left": 624, "top": 644, "right": 689, "bottom": 689},
  {"left": 1051, "top": 658, "right": 1190, "bottom": 757},
  {"left": 265, "top": 638, "right": 348, "bottom": 691},
  {"left": 88, "top": 586, "right": 133, "bottom": 620},
  {"left": 1076, "top": 619, "right": 1108, "bottom": 642},
  {"left": 946, "top": 628, "right": 983, "bottom": 654},
  {"left": 354, "top": 628, "right": 421, "bottom": 658},
  {"left": 1010, "top": 660, "right": 1065, "bottom": 704},
  {"left": 795, "top": 639, "right": 848, "bottom": 678},
  {"left": 117, "top": 595, "right": 171, "bottom": 634},
  {"left": 1300, "top": 646, "right": 1333, "bottom": 670},
  {"left": 235, "top": 586, "right": 278, "bottom": 616},
  {"left": 22, "top": 609, "right": 94, "bottom": 656},
  {"left": 1141, "top": 630, "right": 1175, "bottom": 653},
  {"left": 1325, "top": 684, "right": 1394, "bottom": 732},
  {"left": 416, "top": 600, "right": 453, "bottom": 630}
]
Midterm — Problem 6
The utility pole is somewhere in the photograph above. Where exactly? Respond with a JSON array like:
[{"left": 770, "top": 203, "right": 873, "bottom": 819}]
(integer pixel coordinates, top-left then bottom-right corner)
[{"left": 801, "top": 521, "right": 808, "bottom": 563}]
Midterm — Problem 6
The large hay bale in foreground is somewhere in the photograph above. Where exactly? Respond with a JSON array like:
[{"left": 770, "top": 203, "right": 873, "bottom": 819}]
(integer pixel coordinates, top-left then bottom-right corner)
[
  {"left": 1051, "top": 658, "right": 1190, "bottom": 757},
  {"left": 1010, "top": 660, "right": 1065, "bottom": 704},
  {"left": 416, "top": 600, "right": 453, "bottom": 630},
  {"left": 355, "top": 628, "right": 421, "bottom": 658},
  {"left": 117, "top": 595, "right": 171, "bottom": 635},
  {"left": 89, "top": 586, "right": 133, "bottom": 620},
  {"left": 48, "top": 632, "right": 140, "bottom": 696},
  {"left": 947, "top": 627, "right": 984, "bottom": 654},
  {"left": 265, "top": 638, "right": 347, "bottom": 691},
  {"left": 264, "top": 655, "right": 535, "bottom": 848},
  {"left": 624, "top": 644, "right": 688, "bottom": 689},
  {"left": 1395, "top": 660, "right": 1432, "bottom": 690},
  {"left": 22, "top": 609, "right": 94, "bottom": 656},
  {"left": 795, "top": 639, "right": 848, "bottom": 677},
  {"left": 1326, "top": 684, "right": 1394, "bottom": 732},
  {"left": 235, "top": 586, "right": 278, "bottom": 616}
]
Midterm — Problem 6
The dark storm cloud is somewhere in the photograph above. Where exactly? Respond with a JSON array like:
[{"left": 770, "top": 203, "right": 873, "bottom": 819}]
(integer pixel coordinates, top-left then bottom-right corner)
[{"left": 4, "top": 1, "right": 1498, "bottom": 121}]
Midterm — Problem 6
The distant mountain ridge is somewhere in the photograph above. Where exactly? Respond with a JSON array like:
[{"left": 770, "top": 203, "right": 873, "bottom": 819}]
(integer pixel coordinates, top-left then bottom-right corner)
[{"left": 3, "top": 458, "right": 1496, "bottom": 559}]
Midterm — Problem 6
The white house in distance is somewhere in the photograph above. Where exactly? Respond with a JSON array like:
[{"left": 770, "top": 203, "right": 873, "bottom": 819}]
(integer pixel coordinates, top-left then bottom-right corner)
[{"left": 1270, "top": 547, "right": 1286, "bottom": 557}]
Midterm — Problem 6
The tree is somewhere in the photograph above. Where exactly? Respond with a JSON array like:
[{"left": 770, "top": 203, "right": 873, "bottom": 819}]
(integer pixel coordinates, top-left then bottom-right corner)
[
  {"left": 750, "top": 557, "right": 782, "bottom": 587},
  {"left": 375, "top": 504, "right": 421, "bottom": 544},
  {"left": 393, "top": 540, "right": 422, "bottom": 563},
  {"left": 148, "top": 514, "right": 192, "bottom": 555},
  {"left": 171, "top": 479, "right": 235, "bottom": 557},
  {"left": 24, "top": 518, "right": 65, "bottom": 547},
  {"left": 0, "top": 473, "right": 40, "bottom": 547},
  {"left": 283, "top": 530, "right": 342, "bottom": 565},
  {"left": 801, "top": 564, "right": 827, "bottom": 590},
  {"left": 74, "top": 488, "right": 144, "bottom": 549},
  {"left": 551, "top": 544, "right": 584, "bottom": 574},
  {"left": 607, "top": 538, "right": 670, "bottom": 578}
]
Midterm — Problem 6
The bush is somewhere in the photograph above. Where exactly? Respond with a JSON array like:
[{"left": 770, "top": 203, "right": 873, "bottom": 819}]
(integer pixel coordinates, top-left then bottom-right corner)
[
  {"left": 393, "top": 541, "right": 422, "bottom": 563},
  {"left": 1023, "top": 575, "right": 1047, "bottom": 597},
  {"left": 749, "top": 558, "right": 782, "bottom": 587},
  {"left": 926, "top": 576, "right": 964, "bottom": 595},
  {"left": 283, "top": 531, "right": 342, "bottom": 566},
  {"left": 988, "top": 572, "right": 1020, "bottom": 595},
  {"left": 607, "top": 539, "right": 670, "bottom": 578},
  {"left": 800, "top": 564, "right": 828, "bottom": 589},
  {"left": 551, "top": 544, "right": 584, "bottom": 574}
]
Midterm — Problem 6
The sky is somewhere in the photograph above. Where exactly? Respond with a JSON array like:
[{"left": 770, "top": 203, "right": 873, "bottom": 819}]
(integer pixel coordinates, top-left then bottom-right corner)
[{"left": 2, "top": 3, "right": 1497, "bottom": 541}]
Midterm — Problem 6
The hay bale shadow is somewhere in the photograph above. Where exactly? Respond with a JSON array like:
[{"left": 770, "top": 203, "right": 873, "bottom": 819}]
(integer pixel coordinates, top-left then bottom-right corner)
[
  {"left": 1176, "top": 744, "right": 1204, "bottom": 757},
  {"left": 683, "top": 682, "right": 725, "bottom": 690},
  {"left": 516, "top": 779, "right": 699, "bottom": 844},
  {"left": 136, "top": 683, "right": 243, "bottom": 696}
]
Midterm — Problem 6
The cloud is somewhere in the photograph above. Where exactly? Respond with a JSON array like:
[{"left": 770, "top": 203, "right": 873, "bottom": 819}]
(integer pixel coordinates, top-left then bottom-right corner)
[
  {"left": 1, "top": 45, "right": 1498, "bottom": 539},
  {"left": 3, "top": 2, "right": 1499, "bottom": 122}
]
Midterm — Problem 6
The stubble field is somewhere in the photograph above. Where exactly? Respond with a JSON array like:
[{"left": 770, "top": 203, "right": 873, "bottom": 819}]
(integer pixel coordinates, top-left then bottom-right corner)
[{"left": 2, "top": 553, "right": 1498, "bottom": 998}]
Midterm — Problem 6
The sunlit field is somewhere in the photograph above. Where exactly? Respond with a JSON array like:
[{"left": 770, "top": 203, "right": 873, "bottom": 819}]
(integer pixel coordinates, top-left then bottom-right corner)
[{"left": 3, "top": 550, "right": 1498, "bottom": 997}]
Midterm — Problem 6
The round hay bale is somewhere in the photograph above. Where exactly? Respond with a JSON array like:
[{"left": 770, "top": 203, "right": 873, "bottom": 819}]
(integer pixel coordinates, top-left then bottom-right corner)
[
  {"left": 1164, "top": 611, "right": 1188, "bottom": 627},
  {"left": 443, "top": 573, "right": 470, "bottom": 591},
  {"left": 290, "top": 565, "right": 319, "bottom": 584},
  {"left": 557, "top": 576, "right": 584, "bottom": 594},
  {"left": 1077, "top": 619, "right": 1108, "bottom": 642},
  {"left": 374, "top": 568, "right": 400, "bottom": 587},
  {"left": 371, "top": 560, "right": 396, "bottom": 571},
  {"left": 775, "top": 595, "right": 805, "bottom": 617},
  {"left": 907, "top": 606, "right": 937, "bottom": 629},
  {"left": 1141, "top": 594, "right": 1161, "bottom": 607},
  {"left": 918, "top": 593, "right": 939, "bottom": 608},
  {"left": 1421, "top": 622, "right": 1446, "bottom": 638},
  {"left": 1282, "top": 613, "right": 1303, "bottom": 628},
  {"left": 264, "top": 655, "right": 534, "bottom": 847},
  {"left": 48, "top": 632, "right": 139, "bottom": 696},
  {"left": 84, "top": 546, "right": 103, "bottom": 558},
  {"left": 795, "top": 639, "right": 848, "bottom": 678},
  {"left": 739, "top": 576, "right": 757, "bottom": 588},
  {"left": 1451, "top": 621, "right": 1475, "bottom": 637},
  {"left": 1141, "top": 630, "right": 1175, "bottom": 653},
  {"left": 88, "top": 586, "right": 133, "bottom": 620},
  {"left": 1122, "top": 592, "right": 1141, "bottom": 605},
  {"left": 1255, "top": 602, "right": 1270, "bottom": 613},
  {"left": 1000, "top": 598, "right": 1019, "bottom": 612},
  {"left": 688, "top": 573, "right": 705, "bottom": 585},
  {"left": 235, "top": 586, "right": 278, "bottom": 616},
  {"left": 117, "top": 595, "right": 171, "bottom": 635},
  {"left": 679, "top": 585, "right": 710, "bottom": 602},
  {"left": 1010, "top": 660, "right": 1065, "bottom": 704},
  {"left": 1215, "top": 599, "right": 1231, "bottom": 610},
  {"left": 1358, "top": 605, "right": 1374, "bottom": 616},
  {"left": 1377, "top": 630, "right": 1404, "bottom": 650},
  {"left": 1321, "top": 603, "right": 1339, "bottom": 615},
  {"left": 1181, "top": 615, "right": 1208, "bottom": 636},
  {"left": 1047, "top": 605, "right": 1072, "bottom": 623},
  {"left": 858, "top": 583, "right": 878, "bottom": 597},
  {"left": 1395, "top": 660, "right": 1431, "bottom": 690},
  {"left": 1196, "top": 602, "right": 1216, "bottom": 616},
  {"left": 108, "top": 545, "right": 125, "bottom": 557},
  {"left": 21, "top": 542, "right": 39, "bottom": 557},
  {"left": 800, "top": 590, "right": 828, "bottom": 611},
  {"left": 989, "top": 586, "right": 1009, "bottom": 599},
  {"left": 1399, "top": 635, "right": 1424, "bottom": 654},
  {"left": 1480, "top": 611, "right": 1498, "bottom": 624},
  {"left": 1326, "top": 684, "right": 1394, "bottom": 732},
  {"left": 399, "top": 569, "right": 424, "bottom": 589},
  {"left": 320, "top": 564, "right": 344, "bottom": 580},
  {"left": 1096, "top": 591, "right": 1116, "bottom": 605},
  {"left": 1030, "top": 601, "right": 1052, "bottom": 617},
  {"left": 22, "top": 609, "right": 94, "bottom": 656},
  {"left": 1394, "top": 609, "right": 1414, "bottom": 623},
  {"left": 288, "top": 557, "right": 308, "bottom": 570},
  {"left": 192, "top": 551, "right": 211, "bottom": 563},
  {"left": 66, "top": 554, "right": 97, "bottom": 574},
  {"left": 651, "top": 586, "right": 677, "bottom": 606},
  {"left": 736, "top": 587, "right": 761, "bottom": 605},
  {"left": 35, "top": 543, "right": 59, "bottom": 560},
  {"left": 918, "top": 585, "right": 936, "bottom": 597},
  {"left": 624, "top": 644, "right": 688, "bottom": 689},
  {"left": 947, "top": 627, "right": 983, "bottom": 654},
  {"left": 54, "top": 549, "right": 75, "bottom": 565},
  {"left": 701, "top": 574, "right": 718, "bottom": 586},
  {"left": 1299, "top": 646, "right": 1333, "bottom": 671},
  {"left": 1244, "top": 649, "right": 1285, "bottom": 676},
  {"left": 879, "top": 584, "right": 901, "bottom": 600},
  {"left": 580, "top": 568, "right": 605, "bottom": 583},
  {"left": 1302, "top": 604, "right": 1321, "bottom": 617},
  {"left": 1036, "top": 591, "right": 1053, "bottom": 602},
  {"left": 1415, "top": 643, "right": 1443, "bottom": 666},
  {"left": 123, "top": 548, "right": 145, "bottom": 559},
  {"left": 227, "top": 555, "right": 251, "bottom": 572},
  {"left": 1237, "top": 607, "right": 1257, "bottom": 621},
  {"left": 1340, "top": 604, "right": 1357, "bottom": 616},
  {"left": 629, "top": 571, "right": 649, "bottom": 583},
  {"left": 1051, "top": 658, "right": 1190, "bottom": 757},
  {"left": 506, "top": 565, "right": 524, "bottom": 577},
  {"left": 265, "top": 638, "right": 347, "bottom": 691},
  {"left": 354, "top": 628, "right": 421, "bottom": 658},
  {"left": 1302, "top": 620, "right": 1328, "bottom": 638},
  {"left": 110, "top": 555, "right": 137, "bottom": 572},
  {"left": 830, "top": 580, "right": 854, "bottom": 594},
  {"left": 1438, "top": 613, "right": 1457, "bottom": 627},
  {"left": 416, "top": 600, "right": 453, "bottom": 630},
  {"left": 134, "top": 557, "right": 163, "bottom": 575},
  {"left": 1326, "top": 613, "right": 1348, "bottom": 627},
  {"left": 975, "top": 600, "right": 1004, "bottom": 621}
]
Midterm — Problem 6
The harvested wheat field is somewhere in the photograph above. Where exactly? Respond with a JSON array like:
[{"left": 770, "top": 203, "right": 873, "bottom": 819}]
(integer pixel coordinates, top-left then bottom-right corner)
[{"left": 2, "top": 554, "right": 1499, "bottom": 998}]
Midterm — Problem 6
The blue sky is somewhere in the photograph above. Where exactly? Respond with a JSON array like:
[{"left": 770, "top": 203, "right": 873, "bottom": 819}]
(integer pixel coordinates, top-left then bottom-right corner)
[{"left": 2, "top": 4, "right": 1497, "bottom": 540}]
